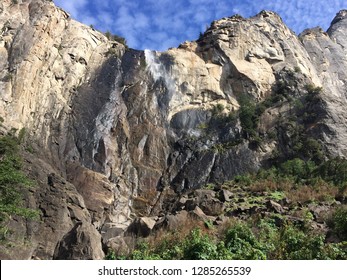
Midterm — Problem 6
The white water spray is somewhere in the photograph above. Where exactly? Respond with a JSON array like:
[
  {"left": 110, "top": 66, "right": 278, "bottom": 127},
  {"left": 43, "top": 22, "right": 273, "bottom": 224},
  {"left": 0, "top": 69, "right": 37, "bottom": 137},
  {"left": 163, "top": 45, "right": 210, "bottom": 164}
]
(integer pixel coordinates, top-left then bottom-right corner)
[{"left": 144, "top": 49, "right": 176, "bottom": 95}]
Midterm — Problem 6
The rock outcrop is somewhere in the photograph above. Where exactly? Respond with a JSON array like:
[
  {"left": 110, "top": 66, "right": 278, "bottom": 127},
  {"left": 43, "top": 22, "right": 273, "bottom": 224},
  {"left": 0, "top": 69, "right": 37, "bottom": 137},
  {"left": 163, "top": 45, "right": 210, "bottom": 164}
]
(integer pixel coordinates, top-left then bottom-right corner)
[{"left": 0, "top": 0, "right": 346, "bottom": 259}]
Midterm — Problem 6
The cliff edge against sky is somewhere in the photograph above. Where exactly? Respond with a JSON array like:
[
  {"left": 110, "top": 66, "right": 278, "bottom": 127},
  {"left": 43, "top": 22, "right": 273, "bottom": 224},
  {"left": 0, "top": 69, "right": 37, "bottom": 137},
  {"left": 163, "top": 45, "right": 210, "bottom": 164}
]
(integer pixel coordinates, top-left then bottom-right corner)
[{"left": 0, "top": 0, "right": 346, "bottom": 259}]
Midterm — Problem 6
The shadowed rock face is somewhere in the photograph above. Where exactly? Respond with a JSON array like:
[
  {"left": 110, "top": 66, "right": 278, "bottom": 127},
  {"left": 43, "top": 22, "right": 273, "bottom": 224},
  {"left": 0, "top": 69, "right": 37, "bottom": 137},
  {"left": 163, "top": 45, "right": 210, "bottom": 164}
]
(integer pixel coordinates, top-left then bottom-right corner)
[
  {"left": 300, "top": 10, "right": 347, "bottom": 156},
  {"left": 0, "top": 1, "right": 346, "bottom": 259}
]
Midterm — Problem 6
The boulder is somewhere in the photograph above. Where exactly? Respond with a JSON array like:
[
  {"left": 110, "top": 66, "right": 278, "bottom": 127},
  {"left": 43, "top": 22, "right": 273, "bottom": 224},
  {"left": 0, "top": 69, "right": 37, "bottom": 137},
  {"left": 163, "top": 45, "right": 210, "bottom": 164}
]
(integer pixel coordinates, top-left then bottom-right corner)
[
  {"left": 266, "top": 200, "right": 284, "bottom": 214},
  {"left": 105, "top": 236, "right": 133, "bottom": 256},
  {"left": 199, "top": 198, "right": 225, "bottom": 216},
  {"left": 308, "top": 204, "right": 331, "bottom": 223},
  {"left": 189, "top": 206, "right": 208, "bottom": 220},
  {"left": 154, "top": 211, "right": 190, "bottom": 231},
  {"left": 53, "top": 222, "right": 104, "bottom": 260},
  {"left": 217, "top": 189, "right": 234, "bottom": 202},
  {"left": 126, "top": 217, "right": 156, "bottom": 237}
]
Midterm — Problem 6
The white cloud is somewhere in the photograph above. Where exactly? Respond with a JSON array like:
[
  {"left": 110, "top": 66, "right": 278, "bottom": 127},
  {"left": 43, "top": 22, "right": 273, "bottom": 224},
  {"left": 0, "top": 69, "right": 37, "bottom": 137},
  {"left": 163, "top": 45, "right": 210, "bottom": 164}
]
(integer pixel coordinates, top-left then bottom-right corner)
[
  {"left": 194, "top": 7, "right": 211, "bottom": 24},
  {"left": 54, "top": 0, "right": 88, "bottom": 18},
  {"left": 133, "top": 12, "right": 150, "bottom": 29},
  {"left": 97, "top": 11, "right": 114, "bottom": 27},
  {"left": 54, "top": 0, "right": 347, "bottom": 50},
  {"left": 115, "top": 7, "right": 134, "bottom": 28}
]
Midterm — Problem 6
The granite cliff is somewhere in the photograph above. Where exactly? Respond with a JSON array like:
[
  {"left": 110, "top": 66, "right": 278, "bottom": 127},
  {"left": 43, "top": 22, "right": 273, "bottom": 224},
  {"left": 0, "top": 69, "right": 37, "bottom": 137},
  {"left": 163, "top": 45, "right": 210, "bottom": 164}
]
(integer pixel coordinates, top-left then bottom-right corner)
[{"left": 0, "top": 0, "right": 346, "bottom": 259}]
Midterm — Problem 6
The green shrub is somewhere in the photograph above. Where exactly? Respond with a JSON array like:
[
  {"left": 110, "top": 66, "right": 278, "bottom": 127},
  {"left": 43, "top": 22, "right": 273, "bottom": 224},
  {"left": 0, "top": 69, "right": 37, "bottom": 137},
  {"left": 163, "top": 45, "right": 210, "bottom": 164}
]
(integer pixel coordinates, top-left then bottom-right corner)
[
  {"left": 182, "top": 229, "right": 219, "bottom": 260},
  {"left": 302, "top": 138, "right": 324, "bottom": 163},
  {"left": 224, "top": 223, "right": 266, "bottom": 259},
  {"left": 332, "top": 207, "right": 347, "bottom": 240},
  {"left": 257, "top": 218, "right": 343, "bottom": 260},
  {"left": 131, "top": 241, "right": 162, "bottom": 260},
  {"left": 104, "top": 250, "right": 127, "bottom": 260},
  {"left": 0, "top": 131, "right": 38, "bottom": 240},
  {"left": 129, "top": 229, "right": 225, "bottom": 260},
  {"left": 317, "top": 158, "right": 347, "bottom": 188},
  {"left": 212, "top": 104, "right": 224, "bottom": 115},
  {"left": 274, "top": 225, "right": 330, "bottom": 259},
  {"left": 305, "top": 84, "right": 323, "bottom": 102},
  {"left": 325, "top": 242, "right": 347, "bottom": 259},
  {"left": 108, "top": 218, "right": 347, "bottom": 260},
  {"left": 104, "top": 31, "right": 127, "bottom": 46},
  {"left": 279, "top": 158, "right": 316, "bottom": 181},
  {"left": 294, "top": 66, "right": 301, "bottom": 73},
  {"left": 238, "top": 97, "right": 257, "bottom": 138},
  {"left": 233, "top": 174, "right": 253, "bottom": 186}
]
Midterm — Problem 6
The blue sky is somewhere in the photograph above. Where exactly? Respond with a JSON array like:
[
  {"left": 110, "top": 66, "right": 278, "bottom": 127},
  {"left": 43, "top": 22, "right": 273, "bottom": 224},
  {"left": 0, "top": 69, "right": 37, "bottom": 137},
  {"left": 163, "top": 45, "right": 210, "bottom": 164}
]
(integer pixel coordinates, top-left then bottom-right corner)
[{"left": 53, "top": 0, "right": 346, "bottom": 51}]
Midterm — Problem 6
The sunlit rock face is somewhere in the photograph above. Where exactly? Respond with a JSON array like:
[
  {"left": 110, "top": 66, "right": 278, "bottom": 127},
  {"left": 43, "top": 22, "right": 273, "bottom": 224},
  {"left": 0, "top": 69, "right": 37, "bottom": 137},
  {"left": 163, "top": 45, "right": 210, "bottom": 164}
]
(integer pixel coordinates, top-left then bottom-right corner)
[{"left": 0, "top": 0, "right": 346, "bottom": 259}]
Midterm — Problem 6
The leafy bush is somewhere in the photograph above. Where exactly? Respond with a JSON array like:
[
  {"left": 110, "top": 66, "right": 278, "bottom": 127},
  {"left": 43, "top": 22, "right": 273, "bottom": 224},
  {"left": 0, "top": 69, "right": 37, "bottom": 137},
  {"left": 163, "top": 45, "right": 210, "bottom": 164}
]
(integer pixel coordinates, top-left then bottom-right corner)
[
  {"left": 279, "top": 158, "right": 316, "bottom": 181},
  {"left": 302, "top": 138, "right": 324, "bottom": 163},
  {"left": 104, "top": 31, "right": 127, "bottom": 46},
  {"left": 317, "top": 158, "right": 347, "bottom": 188},
  {"left": 273, "top": 225, "right": 329, "bottom": 259},
  {"left": 238, "top": 96, "right": 257, "bottom": 138},
  {"left": 182, "top": 229, "right": 219, "bottom": 259},
  {"left": 211, "top": 104, "right": 224, "bottom": 116},
  {"left": 305, "top": 84, "right": 322, "bottom": 101},
  {"left": 257, "top": 218, "right": 346, "bottom": 260},
  {"left": 0, "top": 130, "right": 38, "bottom": 240},
  {"left": 131, "top": 241, "right": 162, "bottom": 260},
  {"left": 294, "top": 66, "right": 301, "bottom": 73},
  {"left": 332, "top": 206, "right": 347, "bottom": 240},
  {"left": 224, "top": 223, "right": 266, "bottom": 259},
  {"left": 107, "top": 217, "right": 347, "bottom": 260},
  {"left": 233, "top": 174, "right": 253, "bottom": 186}
]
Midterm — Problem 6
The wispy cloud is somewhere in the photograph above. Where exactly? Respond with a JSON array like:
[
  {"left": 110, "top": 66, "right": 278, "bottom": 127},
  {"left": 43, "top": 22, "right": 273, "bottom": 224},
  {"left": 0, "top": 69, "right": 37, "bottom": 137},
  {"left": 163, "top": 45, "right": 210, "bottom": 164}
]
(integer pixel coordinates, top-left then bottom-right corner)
[
  {"left": 55, "top": 0, "right": 87, "bottom": 16},
  {"left": 54, "top": 0, "right": 346, "bottom": 51}
]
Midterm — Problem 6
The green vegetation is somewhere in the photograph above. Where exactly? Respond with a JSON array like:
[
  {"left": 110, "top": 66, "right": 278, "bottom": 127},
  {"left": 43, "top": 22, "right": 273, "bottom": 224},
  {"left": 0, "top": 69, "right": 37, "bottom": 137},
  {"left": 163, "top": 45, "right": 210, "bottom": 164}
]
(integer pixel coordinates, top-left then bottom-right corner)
[
  {"left": 262, "top": 78, "right": 325, "bottom": 163},
  {"left": 104, "top": 31, "right": 127, "bottom": 46},
  {"left": 197, "top": 74, "right": 325, "bottom": 156},
  {"left": 211, "top": 103, "right": 225, "bottom": 115},
  {"left": 0, "top": 129, "right": 39, "bottom": 241},
  {"left": 106, "top": 217, "right": 346, "bottom": 260},
  {"left": 316, "top": 158, "right": 347, "bottom": 189},
  {"left": 196, "top": 104, "right": 241, "bottom": 152},
  {"left": 294, "top": 66, "right": 301, "bottom": 73},
  {"left": 124, "top": 69, "right": 347, "bottom": 261},
  {"left": 238, "top": 95, "right": 258, "bottom": 139},
  {"left": 252, "top": 157, "right": 347, "bottom": 199},
  {"left": 106, "top": 154, "right": 347, "bottom": 260},
  {"left": 208, "top": 104, "right": 237, "bottom": 130},
  {"left": 332, "top": 206, "right": 347, "bottom": 240},
  {"left": 140, "top": 56, "right": 147, "bottom": 70},
  {"left": 224, "top": 223, "right": 266, "bottom": 259}
]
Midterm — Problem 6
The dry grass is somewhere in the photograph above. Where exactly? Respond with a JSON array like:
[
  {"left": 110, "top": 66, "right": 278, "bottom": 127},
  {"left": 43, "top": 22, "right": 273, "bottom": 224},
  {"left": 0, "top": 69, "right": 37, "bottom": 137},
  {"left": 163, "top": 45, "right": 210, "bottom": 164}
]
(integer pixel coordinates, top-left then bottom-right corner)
[
  {"left": 249, "top": 177, "right": 340, "bottom": 204},
  {"left": 145, "top": 216, "right": 208, "bottom": 249},
  {"left": 214, "top": 217, "right": 240, "bottom": 239},
  {"left": 285, "top": 183, "right": 339, "bottom": 203},
  {"left": 250, "top": 179, "right": 279, "bottom": 192}
]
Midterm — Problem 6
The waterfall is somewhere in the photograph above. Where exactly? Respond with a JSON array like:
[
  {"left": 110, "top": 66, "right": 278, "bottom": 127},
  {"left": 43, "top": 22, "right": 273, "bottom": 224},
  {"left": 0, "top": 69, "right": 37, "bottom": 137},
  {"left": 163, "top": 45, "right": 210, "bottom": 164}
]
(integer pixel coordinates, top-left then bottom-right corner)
[
  {"left": 144, "top": 49, "right": 176, "bottom": 95},
  {"left": 144, "top": 49, "right": 163, "bottom": 82}
]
